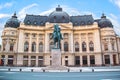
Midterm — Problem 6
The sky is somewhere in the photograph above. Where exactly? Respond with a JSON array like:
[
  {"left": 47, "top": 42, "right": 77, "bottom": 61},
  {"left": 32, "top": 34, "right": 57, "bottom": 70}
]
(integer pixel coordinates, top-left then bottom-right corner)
[{"left": 0, "top": 0, "right": 120, "bottom": 45}]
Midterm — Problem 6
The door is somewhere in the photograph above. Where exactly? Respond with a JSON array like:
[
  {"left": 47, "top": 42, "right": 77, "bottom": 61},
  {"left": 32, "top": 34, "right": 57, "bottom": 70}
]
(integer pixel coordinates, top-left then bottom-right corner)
[
  {"left": 113, "top": 55, "right": 117, "bottom": 65},
  {"left": 65, "top": 60, "right": 68, "bottom": 66}
]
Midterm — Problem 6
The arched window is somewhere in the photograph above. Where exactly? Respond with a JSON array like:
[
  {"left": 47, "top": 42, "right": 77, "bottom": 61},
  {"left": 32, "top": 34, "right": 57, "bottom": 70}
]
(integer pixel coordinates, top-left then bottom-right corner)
[
  {"left": 39, "top": 42, "right": 43, "bottom": 52},
  {"left": 89, "top": 41, "right": 94, "bottom": 51},
  {"left": 81, "top": 21, "right": 85, "bottom": 25},
  {"left": 24, "top": 41, "right": 29, "bottom": 52},
  {"left": 27, "top": 20, "right": 31, "bottom": 25},
  {"left": 10, "top": 43, "right": 14, "bottom": 51},
  {"left": 32, "top": 42, "right": 36, "bottom": 52},
  {"left": 87, "top": 20, "right": 92, "bottom": 25},
  {"left": 33, "top": 21, "right": 37, "bottom": 25},
  {"left": 75, "top": 42, "right": 79, "bottom": 52},
  {"left": 49, "top": 42, "right": 54, "bottom": 51},
  {"left": 104, "top": 43, "right": 108, "bottom": 51},
  {"left": 82, "top": 42, "right": 86, "bottom": 52},
  {"left": 64, "top": 42, "right": 69, "bottom": 52}
]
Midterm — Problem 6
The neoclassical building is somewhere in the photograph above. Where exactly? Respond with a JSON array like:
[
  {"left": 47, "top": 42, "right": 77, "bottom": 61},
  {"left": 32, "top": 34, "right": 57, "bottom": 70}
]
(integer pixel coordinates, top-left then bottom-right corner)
[{"left": 0, "top": 6, "right": 120, "bottom": 67}]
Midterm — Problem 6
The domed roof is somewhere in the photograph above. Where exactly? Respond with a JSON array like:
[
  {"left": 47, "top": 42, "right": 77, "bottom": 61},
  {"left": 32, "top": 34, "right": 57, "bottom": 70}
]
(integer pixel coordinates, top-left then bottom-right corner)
[
  {"left": 48, "top": 5, "right": 70, "bottom": 23},
  {"left": 98, "top": 13, "right": 113, "bottom": 28},
  {"left": 5, "top": 12, "right": 20, "bottom": 28}
]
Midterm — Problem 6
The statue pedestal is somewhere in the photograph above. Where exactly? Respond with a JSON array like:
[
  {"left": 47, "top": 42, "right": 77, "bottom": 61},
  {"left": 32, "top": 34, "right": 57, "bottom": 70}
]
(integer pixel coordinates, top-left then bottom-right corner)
[
  {"left": 43, "top": 48, "right": 68, "bottom": 70},
  {"left": 51, "top": 48, "right": 61, "bottom": 66}
]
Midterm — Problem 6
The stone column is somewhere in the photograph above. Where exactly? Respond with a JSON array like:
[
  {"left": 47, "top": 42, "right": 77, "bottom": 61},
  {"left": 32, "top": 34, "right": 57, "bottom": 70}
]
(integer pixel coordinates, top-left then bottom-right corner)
[
  {"left": 14, "top": 41, "right": 17, "bottom": 52},
  {"left": 17, "top": 30, "right": 24, "bottom": 52},
  {"left": 36, "top": 34, "right": 39, "bottom": 53},
  {"left": 108, "top": 38, "right": 111, "bottom": 52},
  {"left": 110, "top": 54, "right": 113, "bottom": 65},
  {"left": 117, "top": 38, "right": 120, "bottom": 52},
  {"left": 5, "top": 38, "right": 10, "bottom": 52},
  {"left": 70, "top": 33, "right": 73, "bottom": 53},
  {"left": 80, "top": 34, "right": 82, "bottom": 53},
  {"left": 86, "top": 34, "right": 89, "bottom": 53},
  {"left": 4, "top": 55, "right": 8, "bottom": 66},
  {"left": 28, "top": 56, "right": 31, "bottom": 66},
  {"left": 29, "top": 33, "right": 32, "bottom": 53},
  {"left": 114, "top": 40, "right": 117, "bottom": 51},
  {"left": 87, "top": 55, "right": 90, "bottom": 66},
  {"left": 45, "top": 33, "right": 48, "bottom": 53},
  {"left": 80, "top": 56, "right": 83, "bottom": 66},
  {"left": 36, "top": 56, "right": 38, "bottom": 66}
]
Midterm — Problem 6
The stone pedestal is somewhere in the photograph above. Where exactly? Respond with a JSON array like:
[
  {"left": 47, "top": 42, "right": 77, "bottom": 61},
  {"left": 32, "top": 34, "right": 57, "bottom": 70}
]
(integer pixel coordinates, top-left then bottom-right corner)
[
  {"left": 51, "top": 48, "right": 61, "bottom": 66},
  {"left": 43, "top": 48, "right": 68, "bottom": 70}
]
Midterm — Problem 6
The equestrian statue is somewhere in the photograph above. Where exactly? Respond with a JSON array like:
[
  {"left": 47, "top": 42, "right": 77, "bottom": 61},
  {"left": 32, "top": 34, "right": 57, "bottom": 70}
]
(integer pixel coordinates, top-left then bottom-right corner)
[{"left": 51, "top": 24, "right": 63, "bottom": 49}]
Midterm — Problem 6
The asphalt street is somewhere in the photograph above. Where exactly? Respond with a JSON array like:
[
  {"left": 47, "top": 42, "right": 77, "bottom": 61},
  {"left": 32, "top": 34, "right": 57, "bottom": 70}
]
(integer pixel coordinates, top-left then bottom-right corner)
[{"left": 0, "top": 71, "right": 120, "bottom": 80}]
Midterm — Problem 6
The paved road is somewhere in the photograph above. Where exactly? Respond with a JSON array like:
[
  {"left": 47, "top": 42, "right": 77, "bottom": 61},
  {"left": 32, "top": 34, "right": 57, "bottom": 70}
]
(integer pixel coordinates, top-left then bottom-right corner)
[{"left": 0, "top": 71, "right": 120, "bottom": 80}]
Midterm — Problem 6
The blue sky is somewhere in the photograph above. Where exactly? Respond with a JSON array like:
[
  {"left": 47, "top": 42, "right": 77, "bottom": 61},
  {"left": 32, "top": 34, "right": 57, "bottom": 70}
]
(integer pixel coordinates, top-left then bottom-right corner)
[{"left": 0, "top": 0, "right": 120, "bottom": 44}]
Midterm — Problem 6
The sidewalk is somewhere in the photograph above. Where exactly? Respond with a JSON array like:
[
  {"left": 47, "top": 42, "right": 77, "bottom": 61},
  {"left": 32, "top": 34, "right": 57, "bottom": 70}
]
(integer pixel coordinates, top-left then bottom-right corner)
[{"left": 0, "top": 66, "right": 120, "bottom": 72}]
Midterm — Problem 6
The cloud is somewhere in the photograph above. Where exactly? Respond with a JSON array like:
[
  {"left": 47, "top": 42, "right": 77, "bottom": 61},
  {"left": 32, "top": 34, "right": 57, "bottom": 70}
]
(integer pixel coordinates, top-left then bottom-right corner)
[
  {"left": 110, "top": 0, "right": 120, "bottom": 9},
  {"left": 39, "top": 5, "right": 96, "bottom": 17},
  {"left": 0, "top": 14, "right": 11, "bottom": 19},
  {"left": 18, "top": 3, "right": 38, "bottom": 20},
  {"left": 0, "top": 22, "right": 5, "bottom": 45},
  {"left": 39, "top": 8, "right": 54, "bottom": 15},
  {"left": 0, "top": 2, "right": 13, "bottom": 10},
  {"left": 39, "top": 5, "right": 82, "bottom": 16},
  {"left": 108, "top": 13, "right": 120, "bottom": 35}
]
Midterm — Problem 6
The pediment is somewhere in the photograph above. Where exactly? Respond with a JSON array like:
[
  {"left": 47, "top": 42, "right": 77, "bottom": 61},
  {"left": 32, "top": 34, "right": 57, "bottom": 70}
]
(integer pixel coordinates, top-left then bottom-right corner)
[{"left": 46, "top": 24, "right": 72, "bottom": 30}]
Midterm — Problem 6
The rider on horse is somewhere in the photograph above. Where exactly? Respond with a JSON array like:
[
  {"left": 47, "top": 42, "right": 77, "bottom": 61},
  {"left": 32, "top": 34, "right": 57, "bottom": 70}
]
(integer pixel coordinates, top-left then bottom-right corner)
[{"left": 51, "top": 24, "right": 63, "bottom": 48}]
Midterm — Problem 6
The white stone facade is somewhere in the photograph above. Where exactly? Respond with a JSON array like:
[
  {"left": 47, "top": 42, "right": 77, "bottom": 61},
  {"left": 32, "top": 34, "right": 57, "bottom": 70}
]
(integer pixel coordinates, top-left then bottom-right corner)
[{"left": 0, "top": 6, "right": 120, "bottom": 67}]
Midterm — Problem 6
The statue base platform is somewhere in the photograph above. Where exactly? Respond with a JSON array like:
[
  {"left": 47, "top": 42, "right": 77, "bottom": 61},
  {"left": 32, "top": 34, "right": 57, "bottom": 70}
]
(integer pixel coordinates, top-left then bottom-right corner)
[
  {"left": 42, "top": 48, "right": 68, "bottom": 70},
  {"left": 42, "top": 65, "right": 68, "bottom": 70}
]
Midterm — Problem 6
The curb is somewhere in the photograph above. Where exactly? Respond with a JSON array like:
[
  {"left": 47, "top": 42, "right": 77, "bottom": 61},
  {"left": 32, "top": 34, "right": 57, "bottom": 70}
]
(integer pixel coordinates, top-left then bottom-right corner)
[{"left": 0, "top": 68, "right": 120, "bottom": 72}]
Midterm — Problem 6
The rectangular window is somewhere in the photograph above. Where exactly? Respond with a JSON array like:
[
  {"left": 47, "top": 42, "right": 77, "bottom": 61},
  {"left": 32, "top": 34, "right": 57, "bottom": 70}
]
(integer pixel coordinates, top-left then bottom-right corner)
[
  {"left": 65, "top": 56, "right": 68, "bottom": 58},
  {"left": 90, "top": 55, "right": 95, "bottom": 65},
  {"left": 75, "top": 56, "right": 80, "bottom": 66},
  {"left": 38, "top": 60, "right": 43, "bottom": 66},
  {"left": 38, "top": 56, "right": 43, "bottom": 59},
  {"left": 65, "top": 60, "right": 68, "bottom": 66},
  {"left": 104, "top": 55, "right": 110, "bottom": 64},
  {"left": 8, "top": 55, "right": 13, "bottom": 58},
  {"left": 82, "top": 56, "right": 87, "bottom": 65},
  {"left": 23, "top": 56, "right": 28, "bottom": 59},
  {"left": 1, "top": 55, "right": 5, "bottom": 58},
  {"left": 31, "top": 56, "right": 36, "bottom": 59}
]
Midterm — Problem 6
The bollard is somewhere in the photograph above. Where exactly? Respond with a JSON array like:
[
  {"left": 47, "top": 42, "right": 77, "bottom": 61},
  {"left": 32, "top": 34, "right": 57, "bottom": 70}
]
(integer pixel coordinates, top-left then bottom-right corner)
[
  {"left": 80, "top": 69, "right": 82, "bottom": 72},
  {"left": 8, "top": 68, "right": 10, "bottom": 71},
  {"left": 20, "top": 69, "right": 22, "bottom": 72},
  {"left": 92, "top": 69, "right": 94, "bottom": 72},
  {"left": 31, "top": 69, "right": 33, "bottom": 72},
  {"left": 68, "top": 69, "right": 70, "bottom": 72},
  {"left": 43, "top": 69, "right": 45, "bottom": 72}
]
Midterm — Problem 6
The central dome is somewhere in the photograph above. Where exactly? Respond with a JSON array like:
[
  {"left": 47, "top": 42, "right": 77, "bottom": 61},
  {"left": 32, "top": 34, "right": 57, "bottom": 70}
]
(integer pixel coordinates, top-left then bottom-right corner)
[{"left": 48, "top": 5, "right": 70, "bottom": 23}]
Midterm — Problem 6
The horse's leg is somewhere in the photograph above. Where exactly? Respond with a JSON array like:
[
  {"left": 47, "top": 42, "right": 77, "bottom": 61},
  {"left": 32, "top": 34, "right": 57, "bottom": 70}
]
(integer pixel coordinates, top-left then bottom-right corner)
[
  {"left": 54, "top": 39, "right": 56, "bottom": 48},
  {"left": 58, "top": 40, "right": 60, "bottom": 48}
]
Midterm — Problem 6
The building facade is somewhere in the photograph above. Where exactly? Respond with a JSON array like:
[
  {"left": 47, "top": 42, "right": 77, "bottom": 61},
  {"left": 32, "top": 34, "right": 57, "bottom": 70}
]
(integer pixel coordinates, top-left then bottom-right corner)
[{"left": 0, "top": 6, "right": 120, "bottom": 67}]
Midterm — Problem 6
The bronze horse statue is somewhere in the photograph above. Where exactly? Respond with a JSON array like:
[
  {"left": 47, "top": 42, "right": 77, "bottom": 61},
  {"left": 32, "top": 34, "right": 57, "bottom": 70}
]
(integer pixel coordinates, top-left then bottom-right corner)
[{"left": 51, "top": 24, "right": 63, "bottom": 48}]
